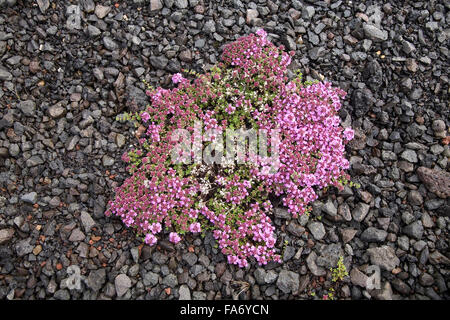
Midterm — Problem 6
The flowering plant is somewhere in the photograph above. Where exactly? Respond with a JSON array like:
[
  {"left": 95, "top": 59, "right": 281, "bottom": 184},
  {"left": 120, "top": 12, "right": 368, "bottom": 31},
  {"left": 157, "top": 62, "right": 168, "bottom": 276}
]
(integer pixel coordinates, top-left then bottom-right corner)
[{"left": 106, "top": 30, "right": 353, "bottom": 268}]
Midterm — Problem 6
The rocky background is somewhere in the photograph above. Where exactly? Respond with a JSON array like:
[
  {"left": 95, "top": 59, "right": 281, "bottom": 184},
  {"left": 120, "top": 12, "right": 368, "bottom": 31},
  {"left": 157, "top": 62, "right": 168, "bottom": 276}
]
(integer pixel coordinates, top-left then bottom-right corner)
[{"left": 0, "top": 0, "right": 449, "bottom": 300}]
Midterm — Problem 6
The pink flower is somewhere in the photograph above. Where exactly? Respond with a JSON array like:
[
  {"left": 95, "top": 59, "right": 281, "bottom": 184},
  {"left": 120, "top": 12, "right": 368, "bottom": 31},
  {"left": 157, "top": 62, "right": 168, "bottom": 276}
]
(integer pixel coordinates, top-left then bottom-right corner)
[
  {"left": 227, "top": 255, "right": 239, "bottom": 264},
  {"left": 107, "top": 30, "right": 351, "bottom": 270},
  {"left": 172, "top": 73, "right": 184, "bottom": 84},
  {"left": 189, "top": 222, "right": 201, "bottom": 233},
  {"left": 145, "top": 233, "right": 157, "bottom": 246},
  {"left": 283, "top": 111, "right": 296, "bottom": 124},
  {"left": 150, "top": 222, "right": 162, "bottom": 234},
  {"left": 343, "top": 127, "right": 354, "bottom": 141},
  {"left": 141, "top": 111, "right": 150, "bottom": 122},
  {"left": 121, "top": 152, "right": 130, "bottom": 163},
  {"left": 256, "top": 28, "right": 267, "bottom": 40},
  {"left": 169, "top": 232, "right": 181, "bottom": 244},
  {"left": 225, "top": 104, "right": 235, "bottom": 114}
]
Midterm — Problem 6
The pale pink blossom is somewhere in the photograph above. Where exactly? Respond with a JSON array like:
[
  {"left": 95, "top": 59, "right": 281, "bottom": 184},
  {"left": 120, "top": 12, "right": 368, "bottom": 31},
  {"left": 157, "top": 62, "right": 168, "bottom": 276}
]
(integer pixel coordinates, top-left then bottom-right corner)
[
  {"left": 189, "top": 222, "right": 201, "bottom": 233},
  {"left": 169, "top": 232, "right": 181, "bottom": 244},
  {"left": 343, "top": 127, "right": 354, "bottom": 140},
  {"left": 145, "top": 233, "right": 157, "bottom": 246},
  {"left": 172, "top": 73, "right": 184, "bottom": 84},
  {"left": 141, "top": 111, "right": 150, "bottom": 122}
]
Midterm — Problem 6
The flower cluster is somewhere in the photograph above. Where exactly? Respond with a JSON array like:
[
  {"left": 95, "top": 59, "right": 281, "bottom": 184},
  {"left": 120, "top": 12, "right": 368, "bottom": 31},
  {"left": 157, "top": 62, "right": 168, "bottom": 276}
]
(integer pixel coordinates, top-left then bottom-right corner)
[
  {"left": 221, "top": 29, "right": 294, "bottom": 91},
  {"left": 251, "top": 80, "right": 350, "bottom": 217},
  {"left": 106, "top": 30, "right": 353, "bottom": 267}
]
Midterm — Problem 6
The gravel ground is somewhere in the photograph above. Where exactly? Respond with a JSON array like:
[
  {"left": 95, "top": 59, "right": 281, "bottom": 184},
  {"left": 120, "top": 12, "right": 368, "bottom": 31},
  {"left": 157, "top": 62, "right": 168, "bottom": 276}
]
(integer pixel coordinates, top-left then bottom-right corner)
[{"left": 0, "top": 0, "right": 449, "bottom": 300}]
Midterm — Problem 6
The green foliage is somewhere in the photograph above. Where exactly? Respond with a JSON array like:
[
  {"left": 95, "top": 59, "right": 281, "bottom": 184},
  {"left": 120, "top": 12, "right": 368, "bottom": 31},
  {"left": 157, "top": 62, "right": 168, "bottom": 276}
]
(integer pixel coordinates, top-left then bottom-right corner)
[
  {"left": 331, "top": 256, "right": 349, "bottom": 283},
  {"left": 281, "top": 239, "right": 289, "bottom": 256},
  {"left": 339, "top": 177, "right": 361, "bottom": 189},
  {"left": 115, "top": 111, "right": 141, "bottom": 127},
  {"left": 323, "top": 288, "right": 335, "bottom": 300},
  {"left": 292, "top": 69, "right": 320, "bottom": 87}
]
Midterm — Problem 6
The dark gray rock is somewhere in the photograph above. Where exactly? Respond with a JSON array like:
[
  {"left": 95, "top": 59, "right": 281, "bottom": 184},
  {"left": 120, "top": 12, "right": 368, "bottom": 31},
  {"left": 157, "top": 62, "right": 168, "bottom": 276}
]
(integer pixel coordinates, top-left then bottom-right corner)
[
  {"left": 361, "top": 227, "right": 388, "bottom": 243},
  {"left": 274, "top": 207, "right": 291, "bottom": 219},
  {"left": 307, "top": 222, "right": 326, "bottom": 240},
  {"left": 417, "top": 167, "right": 450, "bottom": 199},
  {"left": 179, "top": 284, "right": 191, "bottom": 300},
  {"left": 350, "top": 267, "right": 368, "bottom": 288},
  {"left": 302, "top": 6, "right": 315, "bottom": 19},
  {"left": 403, "top": 221, "right": 424, "bottom": 240},
  {"left": 306, "top": 251, "right": 326, "bottom": 276},
  {"left": 246, "top": 9, "right": 259, "bottom": 25},
  {"left": 15, "top": 239, "right": 33, "bottom": 257},
  {"left": 115, "top": 274, "right": 132, "bottom": 297},
  {"left": 341, "top": 228, "right": 357, "bottom": 243},
  {"left": 86, "top": 269, "right": 106, "bottom": 291},
  {"left": 316, "top": 244, "right": 344, "bottom": 269},
  {"left": 150, "top": 56, "right": 168, "bottom": 70},
  {"left": 286, "top": 221, "right": 305, "bottom": 237},
  {"left": 17, "top": 100, "right": 36, "bottom": 117},
  {"left": 21, "top": 192, "right": 38, "bottom": 204},
  {"left": 103, "top": 37, "right": 118, "bottom": 51},
  {"left": 408, "top": 190, "right": 423, "bottom": 206},
  {"left": 203, "top": 20, "right": 216, "bottom": 34},
  {"left": 282, "top": 34, "right": 296, "bottom": 51},
  {"left": 367, "top": 246, "right": 400, "bottom": 271},
  {"left": 353, "top": 203, "right": 370, "bottom": 222},
  {"left": 419, "top": 273, "right": 434, "bottom": 287},
  {"left": 69, "top": 228, "right": 85, "bottom": 242},
  {"left": 392, "top": 278, "right": 411, "bottom": 295},
  {"left": 95, "top": 5, "right": 111, "bottom": 19},
  {"left": 429, "top": 250, "right": 450, "bottom": 266},
  {"left": 363, "top": 60, "right": 383, "bottom": 91},
  {"left": 351, "top": 88, "right": 374, "bottom": 118},
  {"left": 282, "top": 246, "right": 296, "bottom": 262},
  {"left": 37, "top": 0, "right": 50, "bottom": 13},
  {"left": 102, "top": 155, "right": 114, "bottom": 167},
  {"left": 309, "top": 47, "right": 325, "bottom": 60},
  {"left": 400, "top": 149, "right": 418, "bottom": 163},
  {"left": 0, "top": 229, "right": 14, "bottom": 244},
  {"left": 48, "top": 104, "right": 66, "bottom": 119},
  {"left": 162, "top": 274, "right": 178, "bottom": 288},
  {"left": 0, "top": 67, "right": 12, "bottom": 81},
  {"left": 322, "top": 200, "right": 337, "bottom": 216},
  {"left": 363, "top": 24, "right": 388, "bottom": 41},
  {"left": 174, "top": 0, "right": 188, "bottom": 9},
  {"left": 182, "top": 252, "right": 198, "bottom": 266},
  {"left": 143, "top": 271, "right": 159, "bottom": 287},
  {"left": 276, "top": 270, "right": 299, "bottom": 294},
  {"left": 254, "top": 268, "right": 266, "bottom": 285},
  {"left": 54, "top": 289, "right": 71, "bottom": 300},
  {"left": 87, "top": 25, "right": 102, "bottom": 37},
  {"left": 402, "top": 41, "right": 416, "bottom": 54},
  {"left": 397, "top": 236, "right": 409, "bottom": 251},
  {"left": 150, "top": 0, "right": 163, "bottom": 11},
  {"left": 80, "top": 211, "right": 96, "bottom": 232}
]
